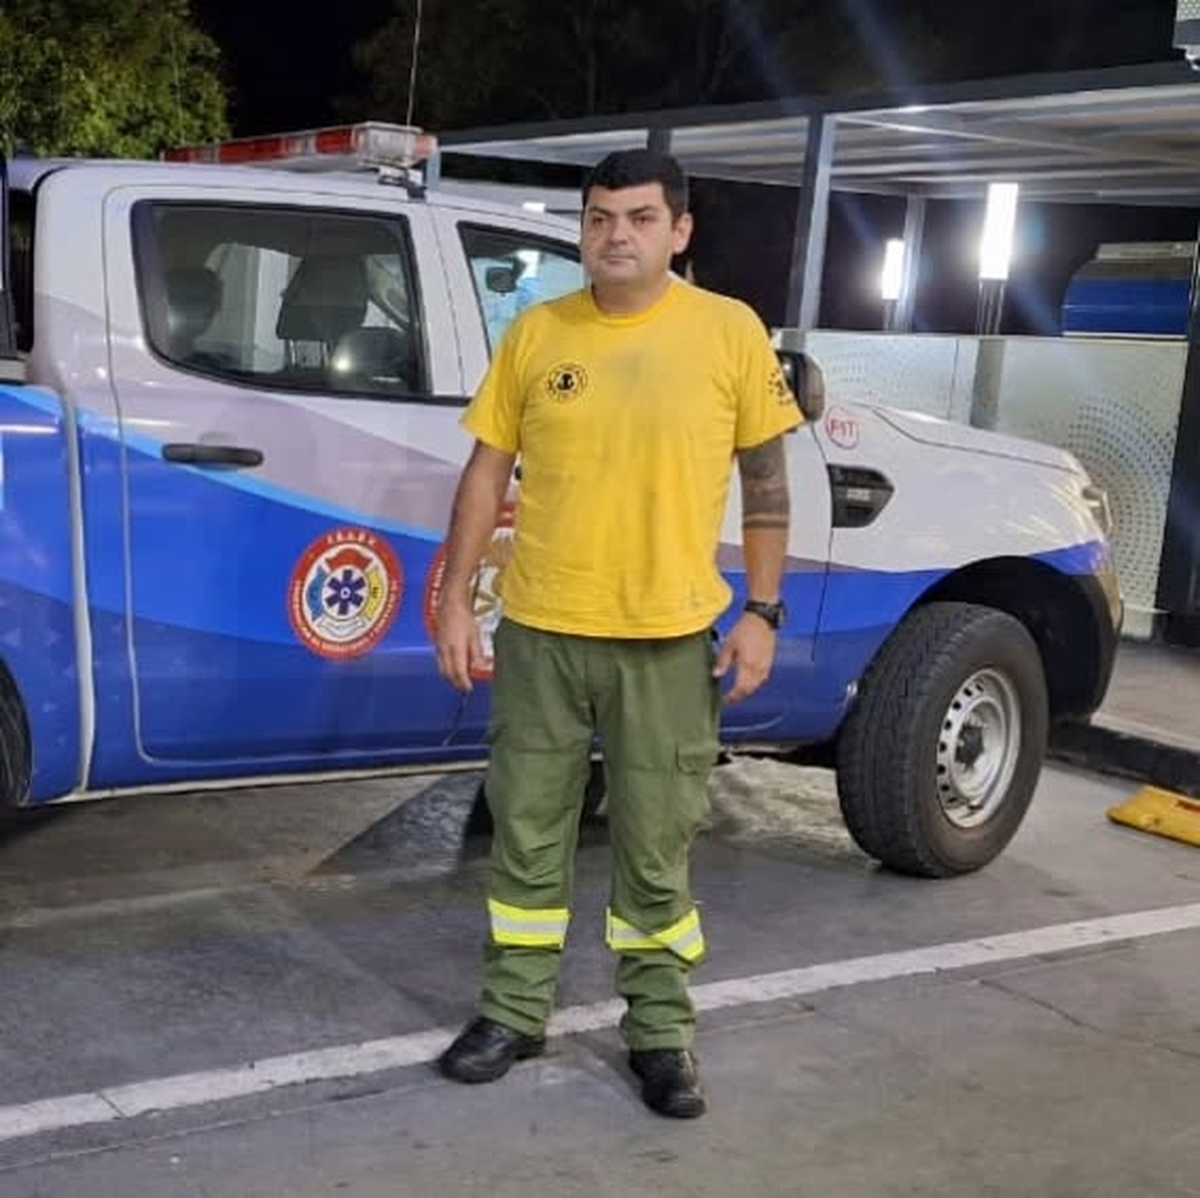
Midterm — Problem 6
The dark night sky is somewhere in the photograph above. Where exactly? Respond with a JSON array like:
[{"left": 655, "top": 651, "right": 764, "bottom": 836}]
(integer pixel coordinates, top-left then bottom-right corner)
[
  {"left": 189, "top": 0, "right": 1195, "bottom": 334},
  {"left": 191, "top": 0, "right": 396, "bottom": 135},
  {"left": 192, "top": 0, "right": 1182, "bottom": 136}
]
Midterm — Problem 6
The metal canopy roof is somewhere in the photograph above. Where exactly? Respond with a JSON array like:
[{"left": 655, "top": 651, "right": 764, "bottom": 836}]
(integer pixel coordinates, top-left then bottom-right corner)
[{"left": 443, "top": 62, "right": 1200, "bottom": 207}]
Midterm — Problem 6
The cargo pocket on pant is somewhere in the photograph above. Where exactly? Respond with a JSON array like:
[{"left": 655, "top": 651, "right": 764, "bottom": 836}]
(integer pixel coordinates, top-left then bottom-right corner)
[
  {"left": 676, "top": 740, "right": 719, "bottom": 830},
  {"left": 677, "top": 741, "right": 719, "bottom": 772}
]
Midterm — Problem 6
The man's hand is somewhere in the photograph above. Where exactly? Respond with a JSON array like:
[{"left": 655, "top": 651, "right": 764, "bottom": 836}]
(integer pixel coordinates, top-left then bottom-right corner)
[
  {"left": 434, "top": 439, "right": 514, "bottom": 692},
  {"left": 712, "top": 613, "right": 777, "bottom": 704},
  {"left": 436, "top": 597, "right": 485, "bottom": 692}
]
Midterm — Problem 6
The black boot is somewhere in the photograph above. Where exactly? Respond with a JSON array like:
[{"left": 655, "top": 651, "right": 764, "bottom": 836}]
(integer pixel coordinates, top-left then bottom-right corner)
[
  {"left": 628, "top": 1049, "right": 707, "bottom": 1118},
  {"left": 437, "top": 1016, "right": 546, "bottom": 1084}
]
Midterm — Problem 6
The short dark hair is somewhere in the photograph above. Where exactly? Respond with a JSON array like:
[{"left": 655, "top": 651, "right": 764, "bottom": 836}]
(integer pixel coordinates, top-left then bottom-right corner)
[{"left": 582, "top": 149, "right": 689, "bottom": 222}]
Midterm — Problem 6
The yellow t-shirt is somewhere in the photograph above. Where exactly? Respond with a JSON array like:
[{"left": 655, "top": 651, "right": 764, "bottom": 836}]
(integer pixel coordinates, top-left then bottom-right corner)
[{"left": 461, "top": 279, "right": 802, "bottom": 638}]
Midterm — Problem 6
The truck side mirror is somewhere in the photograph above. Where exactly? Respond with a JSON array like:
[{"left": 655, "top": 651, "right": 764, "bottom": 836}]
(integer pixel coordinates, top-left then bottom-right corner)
[
  {"left": 485, "top": 265, "right": 519, "bottom": 295},
  {"left": 776, "top": 348, "right": 825, "bottom": 422}
]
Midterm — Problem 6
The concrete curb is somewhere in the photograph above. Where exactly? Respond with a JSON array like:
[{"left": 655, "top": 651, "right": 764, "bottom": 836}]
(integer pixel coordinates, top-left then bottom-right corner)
[{"left": 1049, "top": 720, "right": 1200, "bottom": 799}]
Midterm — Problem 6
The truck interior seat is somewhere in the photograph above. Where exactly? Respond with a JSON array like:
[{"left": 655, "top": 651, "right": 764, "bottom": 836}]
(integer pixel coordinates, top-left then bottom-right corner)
[{"left": 163, "top": 265, "right": 230, "bottom": 371}]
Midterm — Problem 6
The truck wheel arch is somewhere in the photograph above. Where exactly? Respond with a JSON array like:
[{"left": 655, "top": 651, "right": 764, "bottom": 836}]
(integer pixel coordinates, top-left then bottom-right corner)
[{"left": 910, "top": 556, "right": 1114, "bottom": 724}]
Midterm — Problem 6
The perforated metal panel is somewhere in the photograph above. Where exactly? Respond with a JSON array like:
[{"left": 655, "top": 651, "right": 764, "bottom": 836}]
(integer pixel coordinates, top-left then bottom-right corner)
[
  {"left": 1179, "top": 0, "right": 1200, "bottom": 20},
  {"left": 777, "top": 329, "right": 1187, "bottom": 620},
  {"left": 991, "top": 340, "right": 1186, "bottom": 615},
  {"left": 781, "top": 330, "right": 977, "bottom": 422}
]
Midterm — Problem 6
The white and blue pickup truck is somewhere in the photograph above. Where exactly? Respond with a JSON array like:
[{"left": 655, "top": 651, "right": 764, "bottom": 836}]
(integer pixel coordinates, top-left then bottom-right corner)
[{"left": 0, "top": 123, "right": 1120, "bottom": 877}]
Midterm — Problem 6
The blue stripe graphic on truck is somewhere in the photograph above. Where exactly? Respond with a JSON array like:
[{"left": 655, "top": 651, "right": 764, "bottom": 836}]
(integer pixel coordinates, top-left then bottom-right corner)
[
  {"left": 0, "top": 386, "right": 1110, "bottom": 801},
  {"left": 0, "top": 387, "right": 81, "bottom": 799}
]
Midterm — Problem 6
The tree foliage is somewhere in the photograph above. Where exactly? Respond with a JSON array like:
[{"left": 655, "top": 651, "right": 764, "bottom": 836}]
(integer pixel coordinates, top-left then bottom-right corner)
[
  {"left": 346, "top": 0, "right": 1178, "bottom": 131},
  {"left": 0, "top": 0, "right": 228, "bottom": 158},
  {"left": 349, "top": 0, "right": 804, "bottom": 128}
]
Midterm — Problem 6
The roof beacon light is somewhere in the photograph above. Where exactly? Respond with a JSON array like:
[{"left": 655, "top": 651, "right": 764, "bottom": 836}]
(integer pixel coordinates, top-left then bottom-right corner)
[{"left": 162, "top": 122, "right": 438, "bottom": 182}]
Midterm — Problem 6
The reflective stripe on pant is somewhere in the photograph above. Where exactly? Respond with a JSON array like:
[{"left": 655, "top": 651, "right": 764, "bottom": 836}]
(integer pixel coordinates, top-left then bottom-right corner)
[
  {"left": 489, "top": 899, "right": 570, "bottom": 948},
  {"left": 479, "top": 618, "right": 718, "bottom": 1048},
  {"left": 606, "top": 908, "right": 706, "bottom": 963}
]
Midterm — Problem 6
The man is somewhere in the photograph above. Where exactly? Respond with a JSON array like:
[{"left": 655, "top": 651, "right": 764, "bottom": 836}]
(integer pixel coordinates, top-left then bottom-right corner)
[{"left": 434, "top": 149, "right": 801, "bottom": 1118}]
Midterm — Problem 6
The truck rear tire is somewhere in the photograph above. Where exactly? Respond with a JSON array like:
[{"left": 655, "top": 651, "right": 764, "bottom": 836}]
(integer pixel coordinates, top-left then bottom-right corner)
[
  {"left": 0, "top": 672, "right": 30, "bottom": 808},
  {"left": 836, "top": 602, "right": 1049, "bottom": 878}
]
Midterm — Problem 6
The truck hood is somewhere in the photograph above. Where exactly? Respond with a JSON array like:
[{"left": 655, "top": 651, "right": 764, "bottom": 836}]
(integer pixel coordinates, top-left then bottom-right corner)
[{"left": 873, "top": 407, "right": 1082, "bottom": 474}]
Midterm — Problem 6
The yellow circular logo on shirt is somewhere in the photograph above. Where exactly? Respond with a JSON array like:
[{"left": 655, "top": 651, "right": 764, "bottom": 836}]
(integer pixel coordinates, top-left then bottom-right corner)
[{"left": 544, "top": 362, "right": 590, "bottom": 402}]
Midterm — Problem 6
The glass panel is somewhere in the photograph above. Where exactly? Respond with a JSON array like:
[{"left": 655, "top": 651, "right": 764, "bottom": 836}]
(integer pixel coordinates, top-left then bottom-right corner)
[
  {"left": 459, "top": 224, "right": 583, "bottom": 352},
  {"left": 135, "top": 203, "right": 426, "bottom": 398}
]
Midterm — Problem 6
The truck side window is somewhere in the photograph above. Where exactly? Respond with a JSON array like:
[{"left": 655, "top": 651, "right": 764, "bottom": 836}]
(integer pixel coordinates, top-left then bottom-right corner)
[
  {"left": 132, "top": 202, "right": 428, "bottom": 399},
  {"left": 459, "top": 225, "right": 583, "bottom": 352}
]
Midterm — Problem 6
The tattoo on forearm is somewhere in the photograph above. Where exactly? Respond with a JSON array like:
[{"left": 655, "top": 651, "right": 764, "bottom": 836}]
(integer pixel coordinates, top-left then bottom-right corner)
[{"left": 738, "top": 437, "right": 790, "bottom": 530}]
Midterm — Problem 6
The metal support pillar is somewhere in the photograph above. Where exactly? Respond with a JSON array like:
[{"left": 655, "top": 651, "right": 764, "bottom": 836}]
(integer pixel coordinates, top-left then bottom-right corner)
[
  {"left": 975, "top": 279, "right": 1007, "bottom": 336},
  {"left": 646, "top": 127, "right": 673, "bottom": 154},
  {"left": 785, "top": 114, "right": 836, "bottom": 331},
  {"left": 1157, "top": 234, "right": 1200, "bottom": 645},
  {"left": 895, "top": 195, "right": 926, "bottom": 333},
  {"left": 968, "top": 337, "right": 1006, "bottom": 430}
]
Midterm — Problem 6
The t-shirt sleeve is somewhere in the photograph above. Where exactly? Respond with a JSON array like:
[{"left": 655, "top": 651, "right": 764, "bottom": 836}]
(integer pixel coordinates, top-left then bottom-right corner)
[
  {"left": 460, "top": 322, "right": 525, "bottom": 454},
  {"left": 733, "top": 307, "right": 805, "bottom": 451}
]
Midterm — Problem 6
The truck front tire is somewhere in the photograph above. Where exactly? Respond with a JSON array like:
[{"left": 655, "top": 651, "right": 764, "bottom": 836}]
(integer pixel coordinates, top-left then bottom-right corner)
[{"left": 836, "top": 602, "right": 1049, "bottom": 877}]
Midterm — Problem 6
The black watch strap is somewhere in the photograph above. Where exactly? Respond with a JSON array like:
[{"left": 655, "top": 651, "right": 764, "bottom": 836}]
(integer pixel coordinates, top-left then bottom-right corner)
[{"left": 743, "top": 599, "right": 785, "bottom": 629}]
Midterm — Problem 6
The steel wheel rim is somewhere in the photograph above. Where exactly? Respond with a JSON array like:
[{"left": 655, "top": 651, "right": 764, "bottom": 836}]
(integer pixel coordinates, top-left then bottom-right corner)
[{"left": 935, "top": 668, "right": 1022, "bottom": 828}]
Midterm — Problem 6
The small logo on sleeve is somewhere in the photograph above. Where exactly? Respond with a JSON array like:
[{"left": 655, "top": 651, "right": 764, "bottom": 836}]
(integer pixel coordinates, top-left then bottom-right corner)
[
  {"left": 544, "top": 362, "right": 590, "bottom": 402},
  {"left": 769, "top": 364, "right": 795, "bottom": 407}
]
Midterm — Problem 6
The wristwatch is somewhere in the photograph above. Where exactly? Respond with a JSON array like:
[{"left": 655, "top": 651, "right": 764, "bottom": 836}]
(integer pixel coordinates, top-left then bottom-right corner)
[{"left": 743, "top": 599, "right": 787, "bottom": 630}]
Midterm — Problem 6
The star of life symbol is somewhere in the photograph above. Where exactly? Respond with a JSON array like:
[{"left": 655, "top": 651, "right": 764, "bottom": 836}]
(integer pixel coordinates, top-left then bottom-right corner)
[{"left": 288, "top": 528, "right": 402, "bottom": 660}]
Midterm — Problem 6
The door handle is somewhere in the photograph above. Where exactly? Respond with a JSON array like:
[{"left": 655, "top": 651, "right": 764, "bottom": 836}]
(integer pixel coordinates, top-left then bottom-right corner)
[{"left": 162, "top": 442, "right": 264, "bottom": 468}]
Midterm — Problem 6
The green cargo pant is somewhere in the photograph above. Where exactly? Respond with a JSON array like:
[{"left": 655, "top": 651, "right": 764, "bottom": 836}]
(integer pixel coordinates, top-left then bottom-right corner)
[{"left": 479, "top": 617, "right": 720, "bottom": 1051}]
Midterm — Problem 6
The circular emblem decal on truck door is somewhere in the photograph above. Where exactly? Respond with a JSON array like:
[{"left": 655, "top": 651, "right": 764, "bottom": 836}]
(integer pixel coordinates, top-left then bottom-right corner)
[
  {"left": 424, "top": 503, "right": 516, "bottom": 680},
  {"left": 288, "top": 529, "right": 403, "bottom": 660}
]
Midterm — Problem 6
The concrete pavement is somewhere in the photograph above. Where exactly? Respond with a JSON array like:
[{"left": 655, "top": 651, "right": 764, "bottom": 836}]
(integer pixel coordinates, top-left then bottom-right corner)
[
  {"left": 1052, "top": 637, "right": 1200, "bottom": 796},
  {"left": 0, "top": 761, "right": 1197, "bottom": 1195}
]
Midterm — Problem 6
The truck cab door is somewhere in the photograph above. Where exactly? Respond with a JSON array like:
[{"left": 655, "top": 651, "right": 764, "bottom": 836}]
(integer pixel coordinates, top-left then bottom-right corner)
[{"left": 101, "top": 183, "right": 473, "bottom": 774}]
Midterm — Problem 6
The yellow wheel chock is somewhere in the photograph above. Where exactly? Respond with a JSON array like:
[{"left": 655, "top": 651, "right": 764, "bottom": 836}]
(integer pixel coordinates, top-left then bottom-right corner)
[{"left": 1107, "top": 787, "right": 1200, "bottom": 849}]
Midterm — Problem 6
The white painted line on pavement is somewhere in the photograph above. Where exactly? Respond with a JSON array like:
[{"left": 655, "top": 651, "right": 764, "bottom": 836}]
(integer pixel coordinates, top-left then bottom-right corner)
[
  {"left": 0, "top": 1094, "right": 121, "bottom": 1143},
  {"left": 3, "top": 901, "right": 1200, "bottom": 1145},
  {"left": 550, "top": 900, "right": 1200, "bottom": 1033}
]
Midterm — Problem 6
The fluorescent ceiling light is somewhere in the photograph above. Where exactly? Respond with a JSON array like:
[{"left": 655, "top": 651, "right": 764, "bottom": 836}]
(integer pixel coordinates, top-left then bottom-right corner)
[
  {"left": 980, "top": 182, "right": 1020, "bottom": 282},
  {"left": 881, "top": 238, "right": 905, "bottom": 301}
]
